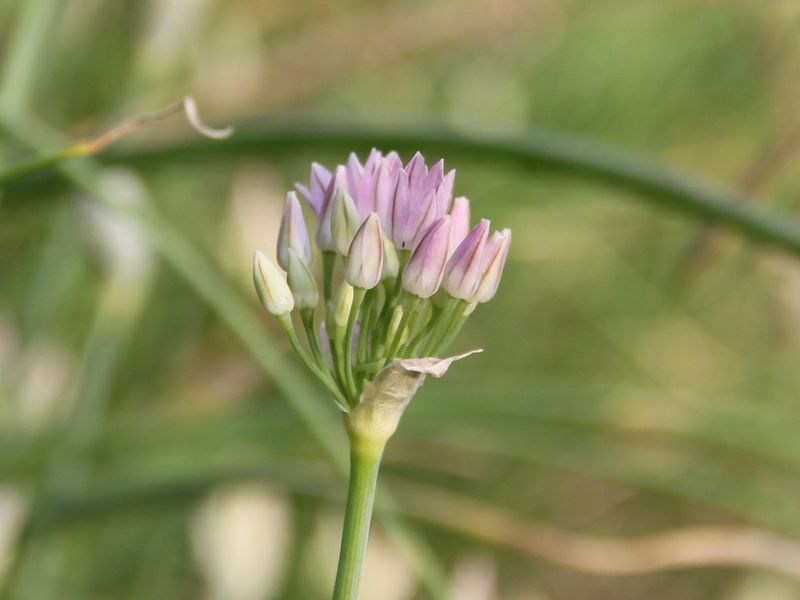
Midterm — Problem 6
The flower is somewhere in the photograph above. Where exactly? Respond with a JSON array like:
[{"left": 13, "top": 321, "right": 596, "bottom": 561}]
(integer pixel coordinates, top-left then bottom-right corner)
[
  {"left": 381, "top": 234, "right": 399, "bottom": 281},
  {"left": 442, "top": 219, "right": 490, "bottom": 300},
  {"left": 253, "top": 251, "right": 293, "bottom": 316},
  {"left": 352, "top": 149, "right": 382, "bottom": 218},
  {"left": 295, "top": 162, "right": 331, "bottom": 216},
  {"left": 471, "top": 228, "right": 511, "bottom": 303},
  {"left": 316, "top": 166, "right": 348, "bottom": 252},
  {"left": 256, "top": 151, "right": 509, "bottom": 409},
  {"left": 345, "top": 214, "right": 384, "bottom": 290},
  {"left": 331, "top": 188, "right": 361, "bottom": 257},
  {"left": 277, "top": 191, "right": 312, "bottom": 269},
  {"left": 402, "top": 216, "right": 451, "bottom": 298},
  {"left": 449, "top": 196, "right": 470, "bottom": 253},
  {"left": 391, "top": 153, "right": 455, "bottom": 251},
  {"left": 286, "top": 248, "right": 319, "bottom": 309}
]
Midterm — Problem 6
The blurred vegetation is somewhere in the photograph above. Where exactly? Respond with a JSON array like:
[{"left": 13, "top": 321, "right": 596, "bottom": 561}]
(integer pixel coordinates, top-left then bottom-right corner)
[{"left": 3, "top": 0, "right": 800, "bottom": 599}]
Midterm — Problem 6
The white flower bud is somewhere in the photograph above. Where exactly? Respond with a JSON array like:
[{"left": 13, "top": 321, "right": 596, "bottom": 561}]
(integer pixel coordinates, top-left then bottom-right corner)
[
  {"left": 334, "top": 282, "right": 355, "bottom": 329},
  {"left": 253, "top": 251, "right": 294, "bottom": 316}
]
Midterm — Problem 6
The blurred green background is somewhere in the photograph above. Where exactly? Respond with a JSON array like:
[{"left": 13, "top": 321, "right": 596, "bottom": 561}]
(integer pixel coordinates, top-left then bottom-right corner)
[{"left": 3, "top": 0, "right": 800, "bottom": 598}]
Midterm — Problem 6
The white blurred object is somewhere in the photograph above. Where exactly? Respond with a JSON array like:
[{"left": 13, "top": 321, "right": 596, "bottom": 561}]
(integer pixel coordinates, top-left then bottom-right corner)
[
  {"left": 221, "top": 165, "right": 284, "bottom": 284},
  {"left": 311, "top": 509, "right": 416, "bottom": 600},
  {"left": 89, "top": 169, "right": 155, "bottom": 292},
  {"left": 16, "top": 340, "right": 72, "bottom": 431},
  {"left": 139, "top": 0, "right": 214, "bottom": 78},
  {"left": 451, "top": 553, "right": 498, "bottom": 600},
  {"left": 0, "top": 487, "right": 27, "bottom": 583},
  {"left": 192, "top": 484, "right": 292, "bottom": 600}
]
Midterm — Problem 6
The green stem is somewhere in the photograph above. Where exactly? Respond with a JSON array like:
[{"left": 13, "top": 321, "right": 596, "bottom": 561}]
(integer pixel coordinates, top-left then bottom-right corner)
[
  {"left": 333, "top": 434, "right": 385, "bottom": 600},
  {"left": 343, "top": 288, "right": 367, "bottom": 399},
  {"left": 423, "top": 297, "right": 460, "bottom": 356},
  {"left": 322, "top": 252, "right": 336, "bottom": 303},
  {"left": 0, "top": 112, "right": 451, "bottom": 600},
  {"left": 0, "top": 144, "right": 87, "bottom": 187},
  {"left": 400, "top": 299, "right": 429, "bottom": 358},
  {"left": 301, "top": 308, "right": 330, "bottom": 373},
  {"left": 279, "top": 315, "right": 348, "bottom": 409},
  {"left": 432, "top": 302, "right": 472, "bottom": 356},
  {"left": 357, "top": 290, "right": 375, "bottom": 366},
  {"left": 385, "top": 296, "right": 416, "bottom": 363}
]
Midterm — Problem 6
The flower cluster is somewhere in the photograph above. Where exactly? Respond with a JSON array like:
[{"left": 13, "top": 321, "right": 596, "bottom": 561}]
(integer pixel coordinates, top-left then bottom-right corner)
[{"left": 253, "top": 150, "right": 510, "bottom": 410}]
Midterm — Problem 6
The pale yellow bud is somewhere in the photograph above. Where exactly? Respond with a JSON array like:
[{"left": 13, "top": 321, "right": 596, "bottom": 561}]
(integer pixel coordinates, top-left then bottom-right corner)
[{"left": 253, "top": 251, "right": 294, "bottom": 316}]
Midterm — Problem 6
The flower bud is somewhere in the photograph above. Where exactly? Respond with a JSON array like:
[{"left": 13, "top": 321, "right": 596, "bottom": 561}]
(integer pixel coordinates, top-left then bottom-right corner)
[
  {"left": 295, "top": 162, "right": 331, "bottom": 215},
  {"left": 392, "top": 156, "right": 451, "bottom": 251},
  {"left": 471, "top": 229, "right": 511, "bottom": 303},
  {"left": 402, "top": 216, "right": 451, "bottom": 298},
  {"left": 381, "top": 234, "right": 399, "bottom": 281},
  {"left": 316, "top": 165, "right": 348, "bottom": 252},
  {"left": 374, "top": 152, "right": 401, "bottom": 239},
  {"left": 449, "top": 197, "right": 470, "bottom": 254},
  {"left": 345, "top": 213, "right": 384, "bottom": 289},
  {"left": 354, "top": 149, "right": 383, "bottom": 218},
  {"left": 442, "top": 219, "right": 489, "bottom": 300},
  {"left": 331, "top": 188, "right": 361, "bottom": 256},
  {"left": 277, "top": 191, "right": 312, "bottom": 270},
  {"left": 286, "top": 248, "right": 319, "bottom": 309},
  {"left": 433, "top": 169, "right": 455, "bottom": 215},
  {"left": 386, "top": 305, "right": 407, "bottom": 346},
  {"left": 334, "top": 282, "right": 354, "bottom": 329},
  {"left": 346, "top": 152, "right": 364, "bottom": 196},
  {"left": 253, "top": 251, "right": 294, "bottom": 316}
]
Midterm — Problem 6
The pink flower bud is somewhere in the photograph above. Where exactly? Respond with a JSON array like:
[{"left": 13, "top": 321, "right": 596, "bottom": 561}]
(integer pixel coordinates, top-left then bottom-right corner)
[
  {"left": 345, "top": 213, "right": 384, "bottom": 289},
  {"left": 448, "top": 197, "right": 470, "bottom": 254},
  {"left": 471, "top": 229, "right": 511, "bottom": 303},
  {"left": 391, "top": 154, "right": 453, "bottom": 251},
  {"left": 434, "top": 169, "right": 455, "bottom": 214},
  {"left": 442, "top": 219, "right": 489, "bottom": 300},
  {"left": 295, "top": 162, "right": 331, "bottom": 216},
  {"left": 421, "top": 159, "right": 444, "bottom": 199},
  {"left": 404, "top": 151, "right": 428, "bottom": 196},
  {"left": 375, "top": 152, "right": 402, "bottom": 239},
  {"left": 354, "top": 149, "right": 383, "bottom": 218},
  {"left": 277, "top": 191, "right": 312, "bottom": 270},
  {"left": 346, "top": 152, "right": 364, "bottom": 195},
  {"left": 316, "top": 165, "right": 348, "bottom": 252},
  {"left": 402, "top": 216, "right": 451, "bottom": 298}
]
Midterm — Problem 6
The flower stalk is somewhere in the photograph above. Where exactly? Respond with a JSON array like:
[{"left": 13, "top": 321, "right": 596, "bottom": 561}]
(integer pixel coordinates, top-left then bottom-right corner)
[
  {"left": 253, "top": 150, "right": 510, "bottom": 599},
  {"left": 332, "top": 431, "right": 384, "bottom": 600}
]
